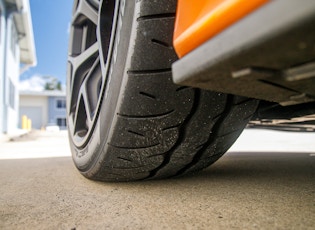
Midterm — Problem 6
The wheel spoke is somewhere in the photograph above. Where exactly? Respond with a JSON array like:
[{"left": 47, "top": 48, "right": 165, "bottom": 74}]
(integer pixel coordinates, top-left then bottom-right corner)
[
  {"left": 72, "top": 0, "right": 98, "bottom": 26},
  {"left": 85, "top": 57, "right": 102, "bottom": 118},
  {"left": 68, "top": 43, "right": 98, "bottom": 118},
  {"left": 72, "top": 96, "right": 83, "bottom": 135},
  {"left": 70, "top": 57, "right": 100, "bottom": 138},
  {"left": 88, "top": 0, "right": 100, "bottom": 10},
  {"left": 72, "top": 91, "right": 91, "bottom": 138},
  {"left": 81, "top": 86, "right": 93, "bottom": 126},
  {"left": 68, "top": 42, "right": 98, "bottom": 73},
  {"left": 67, "top": 61, "right": 73, "bottom": 116}
]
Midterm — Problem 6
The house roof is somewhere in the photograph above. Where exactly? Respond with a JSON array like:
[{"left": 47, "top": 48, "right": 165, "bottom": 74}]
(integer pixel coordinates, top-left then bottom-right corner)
[
  {"left": 5, "top": 0, "right": 37, "bottom": 66},
  {"left": 19, "top": 90, "right": 66, "bottom": 97}
]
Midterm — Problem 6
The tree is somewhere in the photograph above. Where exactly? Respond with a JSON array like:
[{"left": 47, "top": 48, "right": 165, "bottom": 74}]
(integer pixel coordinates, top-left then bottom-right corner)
[{"left": 43, "top": 76, "right": 63, "bottom": 91}]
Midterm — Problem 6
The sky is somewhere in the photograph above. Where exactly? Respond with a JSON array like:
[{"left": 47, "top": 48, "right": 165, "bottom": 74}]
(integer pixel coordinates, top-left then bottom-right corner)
[{"left": 20, "top": 0, "right": 73, "bottom": 87}]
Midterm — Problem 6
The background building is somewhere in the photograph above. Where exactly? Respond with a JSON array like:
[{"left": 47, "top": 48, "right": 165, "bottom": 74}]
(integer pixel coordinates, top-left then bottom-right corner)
[
  {"left": 19, "top": 90, "right": 67, "bottom": 130},
  {"left": 0, "top": 0, "right": 36, "bottom": 134}
]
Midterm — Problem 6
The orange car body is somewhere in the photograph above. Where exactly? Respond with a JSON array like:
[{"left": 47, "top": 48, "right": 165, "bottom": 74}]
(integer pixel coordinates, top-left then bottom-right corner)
[{"left": 174, "top": 0, "right": 270, "bottom": 57}]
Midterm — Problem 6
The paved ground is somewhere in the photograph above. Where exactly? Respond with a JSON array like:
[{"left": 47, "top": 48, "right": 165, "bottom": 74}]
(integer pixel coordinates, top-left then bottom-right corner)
[{"left": 0, "top": 129, "right": 314, "bottom": 229}]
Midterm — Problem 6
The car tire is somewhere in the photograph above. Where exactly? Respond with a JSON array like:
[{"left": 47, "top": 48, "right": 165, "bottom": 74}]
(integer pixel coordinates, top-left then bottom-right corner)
[{"left": 67, "top": 0, "right": 258, "bottom": 181}]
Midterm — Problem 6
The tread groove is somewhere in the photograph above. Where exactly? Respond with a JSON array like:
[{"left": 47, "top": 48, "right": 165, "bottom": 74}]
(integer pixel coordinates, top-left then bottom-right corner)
[
  {"left": 151, "top": 39, "right": 172, "bottom": 49},
  {"left": 127, "top": 68, "right": 172, "bottom": 75},
  {"left": 113, "top": 165, "right": 146, "bottom": 170},
  {"left": 175, "top": 95, "right": 234, "bottom": 176},
  {"left": 195, "top": 143, "right": 206, "bottom": 150},
  {"left": 137, "top": 13, "right": 176, "bottom": 21},
  {"left": 148, "top": 150, "right": 169, "bottom": 158},
  {"left": 162, "top": 124, "right": 181, "bottom": 131},
  {"left": 234, "top": 98, "right": 252, "bottom": 105},
  {"left": 217, "top": 129, "right": 240, "bottom": 138},
  {"left": 139, "top": 91, "right": 157, "bottom": 100},
  {"left": 176, "top": 86, "right": 189, "bottom": 92},
  {"left": 117, "top": 156, "right": 133, "bottom": 162},
  {"left": 243, "top": 112, "right": 256, "bottom": 121},
  {"left": 108, "top": 142, "right": 160, "bottom": 150},
  {"left": 127, "top": 130, "right": 145, "bottom": 137},
  {"left": 117, "top": 110, "right": 174, "bottom": 119},
  {"left": 147, "top": 89, "right": 201, "bottom": 179}
]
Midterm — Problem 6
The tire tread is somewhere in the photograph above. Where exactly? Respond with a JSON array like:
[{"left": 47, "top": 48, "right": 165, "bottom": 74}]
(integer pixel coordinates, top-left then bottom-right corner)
[{"left": 80, "top": 0, "right": 259, "bottom": 181}]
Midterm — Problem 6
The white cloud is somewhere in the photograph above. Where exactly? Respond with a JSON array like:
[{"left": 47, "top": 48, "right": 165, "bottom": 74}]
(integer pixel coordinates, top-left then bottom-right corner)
[
  {"left": 19, "top": 75, "right": 46, "bottom": 91},
  {"left": 19, "top": 75, "right": 66, "bottom": 92}
]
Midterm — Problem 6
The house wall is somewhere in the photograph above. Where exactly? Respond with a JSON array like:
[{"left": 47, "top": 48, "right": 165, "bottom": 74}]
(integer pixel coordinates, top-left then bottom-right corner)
[
  {"left": 19, "top": 95, "right": 48, "bottom": 129},
  {"left": 0, "top": 0, "right": 5, "bottom": 133},
  {"left": 0, "top": 0, "right": 36, "bottom": 134},
  {"left": 5, "top": 14, "right": 20, "bottom": 133},
  {"left": 48, "top": 96, "right": 67, "bottom": 129},
  {"left": 0, "top": 2, "right": 21, "bottom": 133}
]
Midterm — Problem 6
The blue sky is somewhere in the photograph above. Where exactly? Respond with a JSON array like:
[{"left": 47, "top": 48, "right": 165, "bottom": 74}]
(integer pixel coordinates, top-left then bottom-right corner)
[{"left": 20, "top": 0, "right": 73, "bottom": 85}]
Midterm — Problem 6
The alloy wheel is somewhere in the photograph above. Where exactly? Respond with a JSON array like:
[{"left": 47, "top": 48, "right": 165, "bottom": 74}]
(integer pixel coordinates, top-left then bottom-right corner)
[{"left": 67, "top": 0, "right": 119, "bottom": 148}]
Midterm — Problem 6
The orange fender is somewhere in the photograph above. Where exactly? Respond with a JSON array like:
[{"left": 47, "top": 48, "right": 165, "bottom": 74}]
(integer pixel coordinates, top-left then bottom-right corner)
[{"left": 173, "top": 0, "right": 270, "bottom": 58}]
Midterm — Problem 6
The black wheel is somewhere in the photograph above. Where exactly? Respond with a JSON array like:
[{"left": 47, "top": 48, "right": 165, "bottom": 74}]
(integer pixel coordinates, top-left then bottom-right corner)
[{"left": 67, "top": 0, "right": 258, "bottom": 181}]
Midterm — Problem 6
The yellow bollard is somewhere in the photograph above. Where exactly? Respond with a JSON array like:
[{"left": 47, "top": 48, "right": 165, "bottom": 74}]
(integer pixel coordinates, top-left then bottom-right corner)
[
  {"left": 22, "top": 115, "right": 28, "bottom": 130},
  {"left": 27, "top": 119, "right": 32, "bottom": 131}
]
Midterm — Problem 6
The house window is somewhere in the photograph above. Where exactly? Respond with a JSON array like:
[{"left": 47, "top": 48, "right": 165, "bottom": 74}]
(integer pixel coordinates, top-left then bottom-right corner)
[
  {"left": 56, "top": 99, "right": 66, "bottom": 109},
  {"left": 10, "top": 21, "right": 18, "bottom": 58},
  {"left": 57, "top": 118, "right": 67, "bottom": 127},
  {"left": 9, "top": 80, "right": 15, "bottom": 109}
]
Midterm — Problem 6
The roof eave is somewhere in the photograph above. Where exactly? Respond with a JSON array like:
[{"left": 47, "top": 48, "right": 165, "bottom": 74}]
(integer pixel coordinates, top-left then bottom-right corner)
[{"left": 13, "top": 0, "right": 37, "bottom": 66}]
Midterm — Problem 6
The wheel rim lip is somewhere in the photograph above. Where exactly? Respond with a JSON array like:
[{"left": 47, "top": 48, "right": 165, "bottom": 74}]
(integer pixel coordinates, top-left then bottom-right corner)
[{"left": 68, "top": 0, "right": 120, "bottom": 148}]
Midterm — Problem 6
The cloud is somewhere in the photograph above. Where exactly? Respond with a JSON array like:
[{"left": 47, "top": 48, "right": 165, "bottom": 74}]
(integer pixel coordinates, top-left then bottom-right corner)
[
  {"left": 19, "top": 75, "right": 66, "bottom": 92},
  {"left": 19, "top": 75, "right": 46, "bottom": 91}
]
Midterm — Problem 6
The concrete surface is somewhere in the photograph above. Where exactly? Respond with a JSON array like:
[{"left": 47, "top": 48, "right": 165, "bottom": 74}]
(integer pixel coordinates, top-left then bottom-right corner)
[
  {"left": 0, "top": 129, "right": 29, "bottom": 144},
  {"left": 0, "top": 129, "right": 314, "bottom": 229}
]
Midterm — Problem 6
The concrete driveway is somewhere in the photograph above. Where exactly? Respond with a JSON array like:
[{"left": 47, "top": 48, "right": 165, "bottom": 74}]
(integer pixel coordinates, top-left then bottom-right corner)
[{"left": 0, "top": 129, "right": 314, "bottom": 229}]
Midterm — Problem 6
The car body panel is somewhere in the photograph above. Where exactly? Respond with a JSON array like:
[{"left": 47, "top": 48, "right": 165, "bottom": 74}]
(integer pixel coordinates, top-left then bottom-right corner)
[
  {"left": 173, "top": 0, "right": 269, "bottom": 58},
  {"left": 172, "top": 0, "right": 315, "bottom": 106}
]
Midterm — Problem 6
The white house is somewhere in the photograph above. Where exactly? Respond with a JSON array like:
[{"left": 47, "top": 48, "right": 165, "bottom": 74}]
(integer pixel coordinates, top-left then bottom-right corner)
[
  {"left": 19, "top": 90, "right": 67, "bottom": 130},
  {"left": 0, "top": 0, "right": 36, "bottom": 134}
]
